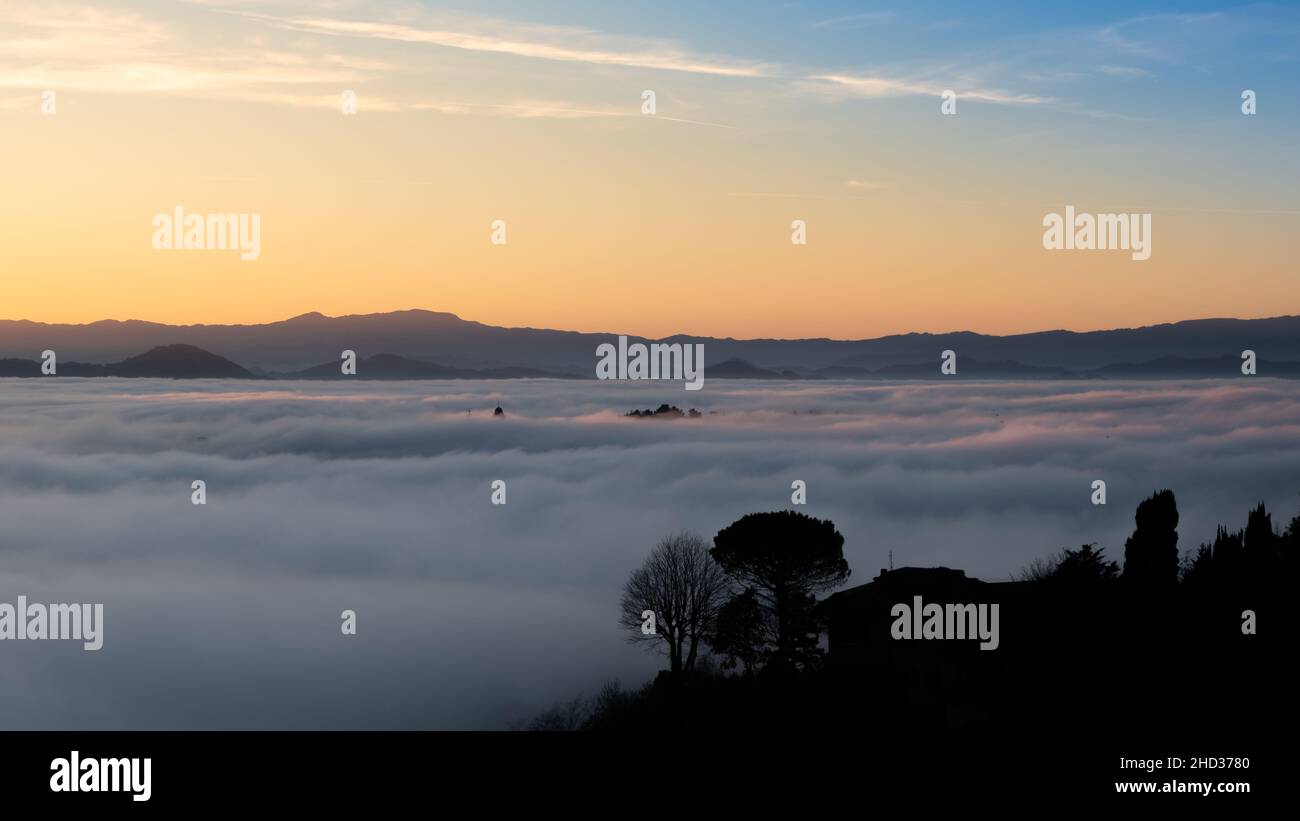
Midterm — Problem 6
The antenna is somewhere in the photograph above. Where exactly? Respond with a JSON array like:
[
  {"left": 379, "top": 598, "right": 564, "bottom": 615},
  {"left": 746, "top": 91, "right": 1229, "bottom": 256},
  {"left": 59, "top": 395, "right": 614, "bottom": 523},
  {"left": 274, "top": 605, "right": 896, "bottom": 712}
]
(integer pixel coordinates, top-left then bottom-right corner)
[{"left": 889, "top": 550, "right": 894, "bottom": 571}]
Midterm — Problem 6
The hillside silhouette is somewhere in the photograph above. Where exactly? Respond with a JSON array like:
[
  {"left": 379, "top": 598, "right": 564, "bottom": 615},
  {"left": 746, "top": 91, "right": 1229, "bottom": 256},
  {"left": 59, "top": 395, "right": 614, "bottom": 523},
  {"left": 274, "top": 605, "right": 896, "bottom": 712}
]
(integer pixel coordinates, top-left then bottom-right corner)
[{"left": 533, "top": 491, "right": 1299, "bottom": 747}]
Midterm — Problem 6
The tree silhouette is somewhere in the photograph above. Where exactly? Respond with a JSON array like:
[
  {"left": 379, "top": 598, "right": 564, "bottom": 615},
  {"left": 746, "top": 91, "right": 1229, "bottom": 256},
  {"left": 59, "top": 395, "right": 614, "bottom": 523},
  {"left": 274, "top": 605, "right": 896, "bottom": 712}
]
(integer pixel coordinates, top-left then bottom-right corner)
[
  {"left": 1182, "top": 525, "right": 1243, "bottom": 587},
  {"left": 708, "top": 589, "right": 768, "bottom": 675},
  {"left": 1182, "top": 503, "right": 1295, "bottom": 593},
  {"left": 1285, "top": 511, "right": 1300, "bottom": 545},
  {"left": 711, "top": 511, "right": 849, "bottom": 672},
  {"left": 542, "top": 493, "right": 1300, "bottom": 736},
  {"left": 1283, "top": 510, "right": 1300, "bottom": 572},
  {"left": 524, "top": 696, "right": 591, "bottom": 731},
  {"left": 1016, "top": 554, "right": 1060, "bottom": 582},
  {"left": 1180, "top": 541, "right": 1215, "bottom": 586},
  {"left": 619, "top": 533, "right": 731, "bottom": 675},
  {"left": 1211, "top": 525, "right": 1244, "bottom": 568},
  {"left": 1053, "top": 543, "right": 1120, "bottom": 585},
  {"left": 1123, "top": 489, "right": 1180, "bottom": 588},
  {"left": 1019, "top": 543, "right": 1119, "bottom": 584},
  {"left": 1242, "top": 502, "right": 1278, "bottom": 577}
]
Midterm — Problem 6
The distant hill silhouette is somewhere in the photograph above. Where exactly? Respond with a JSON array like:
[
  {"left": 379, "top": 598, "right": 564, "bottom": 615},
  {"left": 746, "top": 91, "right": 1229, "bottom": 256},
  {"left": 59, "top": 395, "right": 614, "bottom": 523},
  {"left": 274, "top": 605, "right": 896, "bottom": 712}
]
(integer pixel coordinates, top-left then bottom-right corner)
[
  {"left": 1086, "top": 354, "right": 1300, "bottom": 379},
  {"left": 282, "top": 353, "right": 564, "bottom": 380},
  {"left": 708, "top": 358, "right": 786, "bottom": 379},
  {"left": 100, "top": 344, "right": 253, "bottom": 378},
  {"left": 0, "top": 345, "right": 252, "bottom": 378},
  {"left": 2, "top": 310, "right": 1299, "bottom": 377},
  {"left": 871, "top": 357, "right": 1073, "bottom": 379},
  {"left": 3, "top": 342, "right": 1299, "bottom": 381},
  {"left": 703, "top": 354, "right": 1297, "bottom": 381}
]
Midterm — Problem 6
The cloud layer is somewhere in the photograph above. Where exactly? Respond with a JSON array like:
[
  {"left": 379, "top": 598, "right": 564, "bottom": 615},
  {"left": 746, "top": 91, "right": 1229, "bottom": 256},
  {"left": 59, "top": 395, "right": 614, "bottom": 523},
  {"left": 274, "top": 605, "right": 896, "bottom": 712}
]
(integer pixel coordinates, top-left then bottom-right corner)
[{"left": 1, "top": 377, "right": 1297, "bottom": 728}]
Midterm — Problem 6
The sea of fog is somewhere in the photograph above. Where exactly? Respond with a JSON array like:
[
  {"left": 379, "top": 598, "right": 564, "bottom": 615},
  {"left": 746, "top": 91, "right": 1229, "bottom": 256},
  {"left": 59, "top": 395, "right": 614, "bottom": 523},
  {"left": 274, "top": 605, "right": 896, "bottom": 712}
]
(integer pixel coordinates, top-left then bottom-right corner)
[{"left": 1, "top": 377, "right": 1298, "bottom": 729}]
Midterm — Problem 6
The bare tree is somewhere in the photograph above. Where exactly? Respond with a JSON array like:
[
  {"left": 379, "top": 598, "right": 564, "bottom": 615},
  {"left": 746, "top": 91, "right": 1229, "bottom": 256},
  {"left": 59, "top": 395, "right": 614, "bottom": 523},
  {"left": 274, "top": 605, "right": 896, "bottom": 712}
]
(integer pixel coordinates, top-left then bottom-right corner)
[
  {"left": 619, "top": 533, "right": 731, "bottom": 674},
  {"left": 1016, "top": 553, "right": 1061, "bottom": 582}
]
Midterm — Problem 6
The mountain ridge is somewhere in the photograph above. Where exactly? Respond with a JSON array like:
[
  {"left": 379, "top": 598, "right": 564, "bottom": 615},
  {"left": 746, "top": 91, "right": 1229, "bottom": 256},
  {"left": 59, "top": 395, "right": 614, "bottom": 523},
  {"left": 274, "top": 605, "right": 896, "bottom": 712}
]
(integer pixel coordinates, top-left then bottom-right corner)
[
  {"left": 1, "top": 310, "right": 1297, "bottom": 376},
  {"left": 2, "top": 347, "right": 1297, "bottom": 381}
]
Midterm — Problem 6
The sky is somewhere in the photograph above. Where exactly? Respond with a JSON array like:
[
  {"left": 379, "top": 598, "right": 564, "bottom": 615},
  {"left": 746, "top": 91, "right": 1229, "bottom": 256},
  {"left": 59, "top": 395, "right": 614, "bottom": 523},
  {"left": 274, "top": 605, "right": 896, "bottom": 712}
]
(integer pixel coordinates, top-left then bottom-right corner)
[
  {"left": 2, "top": 376, "right": 1297, "bottom": 728},
  {"left": 1, "top": 1, "right": 1298, "bottom": 338}
]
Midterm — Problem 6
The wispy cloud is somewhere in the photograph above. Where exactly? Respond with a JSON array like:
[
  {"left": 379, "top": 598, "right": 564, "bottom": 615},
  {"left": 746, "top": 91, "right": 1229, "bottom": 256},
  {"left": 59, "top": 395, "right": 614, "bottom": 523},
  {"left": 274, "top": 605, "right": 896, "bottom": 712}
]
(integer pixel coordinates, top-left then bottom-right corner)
[
  {"left": 1094, "top": 12, "right": 1228, "bottom": 63},
  {"left": 237, "top": 11, "right": 776, "bottom": 77},
  {"left": 1098, "top": 65, "right": 1152, "bottom": 79},
  {"left": 0, "top": 2, "right": 1056, "bottom": 115},
  {"left": 13, "top": 1, "right": 1283, "bottom": 121},
  {"left": 0, "top": 3, "right": 747, "bottom": 121},
  {"left": 1024, "top": 9, "right": 1295, "bottom": 73},
  {"left": 410, "top": 99, "right": 735, "bottom": 127},
  {"left": 803, "top": 11, "right": 898, "bottom": 31},
  {"left": 0, "top": 4, "right": 388, "bottom": 104},
  {"left": 808, "top": 73, "right": 1052, "bottom": 105}
]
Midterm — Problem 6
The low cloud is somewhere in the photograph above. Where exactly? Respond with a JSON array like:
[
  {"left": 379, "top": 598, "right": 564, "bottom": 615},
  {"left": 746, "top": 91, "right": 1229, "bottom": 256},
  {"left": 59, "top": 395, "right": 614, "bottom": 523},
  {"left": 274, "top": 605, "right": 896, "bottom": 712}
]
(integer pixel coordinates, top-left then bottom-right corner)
[{"left": 0, "top": 378, "right": 1297, "bottom": 728}]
